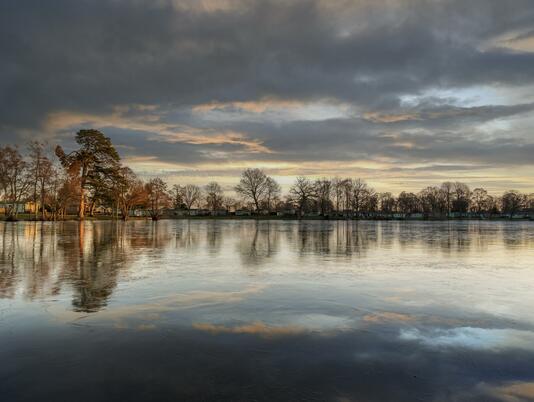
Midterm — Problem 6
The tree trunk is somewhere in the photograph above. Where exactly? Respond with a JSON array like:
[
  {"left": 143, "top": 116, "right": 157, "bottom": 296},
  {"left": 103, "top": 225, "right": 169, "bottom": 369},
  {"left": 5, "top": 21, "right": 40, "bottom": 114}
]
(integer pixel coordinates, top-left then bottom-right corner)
[
  {"left": 78, "top": 188, "right": 85, "bottom": 220},
  {"left": 40, "top": 181, "right": 46, "bottom": 221}
]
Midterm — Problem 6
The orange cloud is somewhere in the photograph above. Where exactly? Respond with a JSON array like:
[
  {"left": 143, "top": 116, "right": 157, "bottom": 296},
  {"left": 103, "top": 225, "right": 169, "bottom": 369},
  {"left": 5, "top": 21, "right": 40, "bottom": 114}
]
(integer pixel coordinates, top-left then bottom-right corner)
[
  {"left": 192, "top": 98, "right": 305, "bottom": 114},
  {"left": 483, "top": 381, "right": 534, "bottom": 402},
  {"left": 362, "top": 311, "right": 415, "bottom": 323},
  {"left": 44, "top": 107, "right": 272, "bottom": 154},
  {"left": 192, "top": 321, "right": 306, "bottom": 338}
]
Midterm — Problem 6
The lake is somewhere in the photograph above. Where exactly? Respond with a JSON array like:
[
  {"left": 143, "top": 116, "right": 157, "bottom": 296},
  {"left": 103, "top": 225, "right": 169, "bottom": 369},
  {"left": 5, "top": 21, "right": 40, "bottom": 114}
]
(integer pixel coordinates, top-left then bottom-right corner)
[{"left": 1, "top": 220, "right": 534, "bottom": 401}]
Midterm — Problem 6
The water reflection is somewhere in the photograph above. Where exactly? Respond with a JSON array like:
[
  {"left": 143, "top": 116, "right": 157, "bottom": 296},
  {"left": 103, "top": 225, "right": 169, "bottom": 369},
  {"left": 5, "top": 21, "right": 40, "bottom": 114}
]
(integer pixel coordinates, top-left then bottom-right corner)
[
  {"left": 1, "top": 220, "right": 534, "bottom": 313},
  {"left": 1, "top": 220, "right": 534, "bottom": 401}
]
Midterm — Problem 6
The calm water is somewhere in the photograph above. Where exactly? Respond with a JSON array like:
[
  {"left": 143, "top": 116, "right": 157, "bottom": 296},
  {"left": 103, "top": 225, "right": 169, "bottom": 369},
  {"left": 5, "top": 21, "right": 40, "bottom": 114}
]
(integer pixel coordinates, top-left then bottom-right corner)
[{"left": 1, "top": 220, "right": 534, "bottom": 401}]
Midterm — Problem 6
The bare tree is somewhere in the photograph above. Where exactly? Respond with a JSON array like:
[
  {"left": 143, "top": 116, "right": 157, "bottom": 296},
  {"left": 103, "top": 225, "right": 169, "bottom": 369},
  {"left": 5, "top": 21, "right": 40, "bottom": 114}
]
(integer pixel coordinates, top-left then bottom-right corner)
[
  {"left": 470, "top": 188, "right": 488, "bottom": 214},
  {"left": 235, "top": 168, "right": 270, "bottom": 211},
  {"left": 452, "top": 182, "right": 470, "bottom": 213},
  {"left": 180, "top": 184, "right": 202, "bottom": 213},
  {"left": 0, "top": 146, "right": 31, "bottom": 220},
  {"left": 397, "top": 192, "right": 420, "bottom": 214},
  {"left": 205, "top": 182, "right": 224, "bottom": 211},
  {"left": 501, "top": 190, "right": 524, "bottom": 218},
  {"left": 116, "top": 167, "right": 147, "bottom": 220},
  {"left": 145, "top": 178, "right": 170, "bottom": 220},
  {"left": 289, "top": 177, "right": 315, "bottom": 217},
  {"left": 47, "top": 168, "right": 75, "bottom": 220},
  {"left": 378, "top": 192, "right": 396, "bottom": 214},
  {"left": 352, "top": 179, "right": 373, "bottom": 215},
  {"left": 222, "top": 196, "right": 238, "bottom": 211},
  {"left": 264, "top": 177, "right": 281, "bottom": 212},
  {"left": 419, "top": 186, "right": 446, "bottom": 216},
  {"left": 314, "top": 178, "right": 333, "bottom": 215},
  {"left": 331, "top": 177, "right": 346, "bottom": 212},
  {"left": 170, "top": 184, "right": 185, "bottom": 210},
  {"left": 440, "top": 181, "right": 454, "bottom": 215}
]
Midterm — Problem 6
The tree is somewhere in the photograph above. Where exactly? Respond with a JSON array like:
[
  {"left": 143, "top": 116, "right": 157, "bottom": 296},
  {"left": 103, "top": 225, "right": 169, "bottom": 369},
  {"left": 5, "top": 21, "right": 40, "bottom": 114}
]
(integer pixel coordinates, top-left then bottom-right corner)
[
  {"left": 378, "top": 192, "right": 396, "bottom": 214},
  {"left": 264, "top": 177, "right": 281, "bottom": 212},
  {"left": 289, "top": 177, "right": 315, "bottom": 217},
  {"left": 314, "top": 178, "right": 333, "bottom": 215},
  {"left": 352, "top": 179, "right": 373, "bottom": 215},
  {"left": 332, "top": 177, "right": 346, "bottom": 212},
  {"left": 452, "top": 182, "right": 470, "bottom": 213},
  {"left": 501, "top": 190, "right": 524, "bottom": 218},
  {"left": 170, "top": 185, "right": 185, "bottom": 210},
  {"left": 180, "top": 184, "right": 202, "bottom": 212},
  {"left": 46, "top": 168, "right": 75, "bottom": 220},
  {"left": 116, "top": 167, "right": 147, "bottom": 220},
  {"left": 441, "top": 181, "right": 454, "bottom": 215},
  {"left": 525, "top": 194, "right": 534, "bottom": 212},
  {"left": 205, "top": 182, "right": 224, "bottom": 211},
  {"left": 235, "top": 168, "right": 270, "bottom": 211},
  {"left": 419, "top": 186, "right": 446, "bottom": 216},
  {"left": 28, "top": 141, "right": 53, "bottom": 220},
  {"left": 222, "top": 196, "right": 238, "bottom": 211},
  {"left": 397, "top": 192, "right": 420, "bottom": 214},
  {"left": 470, "top": 188, "right": 489, "bottom": 214},
  {"left": 55, "top": 129, "right": 120, "bottom": 219},
  {"left": 0, "top": 146, "right": 31, "bottom": 220},
  {"left": 145, "top": 178, "right": 170, "bottom": 220}
]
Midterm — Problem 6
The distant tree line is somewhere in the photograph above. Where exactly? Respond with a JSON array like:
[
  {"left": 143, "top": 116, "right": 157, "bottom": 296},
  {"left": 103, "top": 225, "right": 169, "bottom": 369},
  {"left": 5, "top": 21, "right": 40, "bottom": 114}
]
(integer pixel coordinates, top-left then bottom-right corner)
[{"left": 0, "top": 129, "right": 533, "bottom": 221}]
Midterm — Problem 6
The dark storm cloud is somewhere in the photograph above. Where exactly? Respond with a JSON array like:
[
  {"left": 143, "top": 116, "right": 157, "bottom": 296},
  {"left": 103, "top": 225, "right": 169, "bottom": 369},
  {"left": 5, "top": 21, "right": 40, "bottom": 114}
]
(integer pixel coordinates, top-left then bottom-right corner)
[
  {"left": 1, "top": 0, "right": 534, "bottom": 184},
  {"left": 2, "top": 0, "right": 534, "bottom": 130}
]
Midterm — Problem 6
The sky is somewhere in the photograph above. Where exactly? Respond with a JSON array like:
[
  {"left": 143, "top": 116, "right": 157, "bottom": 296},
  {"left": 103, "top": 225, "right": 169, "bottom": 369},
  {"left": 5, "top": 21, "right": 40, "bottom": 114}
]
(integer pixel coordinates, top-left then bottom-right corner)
[{"left": 1, "top": 0, "right": 534, "bottom": 194}]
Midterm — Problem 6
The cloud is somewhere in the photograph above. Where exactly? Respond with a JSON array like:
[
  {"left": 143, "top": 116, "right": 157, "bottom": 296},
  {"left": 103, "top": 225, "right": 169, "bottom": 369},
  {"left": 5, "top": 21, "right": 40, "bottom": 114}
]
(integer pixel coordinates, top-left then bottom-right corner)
[
  {"left": 1, "top": 0, "right": 534, "bottom": 190},
  {"left": 399, "top": 327, "right": 534, "bottom": 351},
  {"left": 192, "top": 321, "right": 306, "bottom": 338},
  {"left": 483, "top": 381, "right": 534, "bottom": 402}
]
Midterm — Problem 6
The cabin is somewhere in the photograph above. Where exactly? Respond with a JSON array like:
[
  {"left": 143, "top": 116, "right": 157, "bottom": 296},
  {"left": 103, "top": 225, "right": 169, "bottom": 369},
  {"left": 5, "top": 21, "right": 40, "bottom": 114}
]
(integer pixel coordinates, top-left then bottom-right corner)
[
  {"left": 0, "top": 201, "right": 39, "bottom": 215},
  {"left": 448, "top": 212, "right": 469, "bottom": 219},
  {"left": 277, "top": 208, "right": 296, "bottom": 217},
  {"left": 172, "top": 209, "right": 189, "bottom": 217},
  {"left": 130, "top": 209, "right": 148, "bottom": 217},
  {"left": 235, "top": 209, "right": 252, "bottom": 216},
  {"left": 189, "top": 208, "right": 210, "bottom": 216},
  {"left": 407, "top": 213, "right": 424, "bottom": 220},
  {"left": 211, "top": 209, "right": 228, "bottom": 216},
  {"left": 304, "top": 211, "right": 321, "bottom": 217}
]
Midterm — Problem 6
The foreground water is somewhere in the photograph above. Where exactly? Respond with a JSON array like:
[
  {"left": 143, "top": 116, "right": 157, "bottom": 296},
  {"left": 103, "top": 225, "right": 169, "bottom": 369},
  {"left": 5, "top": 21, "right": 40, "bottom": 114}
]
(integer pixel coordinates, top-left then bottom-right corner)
[{"left": 1, "top": 220, "right": 534, "bottom": 401}]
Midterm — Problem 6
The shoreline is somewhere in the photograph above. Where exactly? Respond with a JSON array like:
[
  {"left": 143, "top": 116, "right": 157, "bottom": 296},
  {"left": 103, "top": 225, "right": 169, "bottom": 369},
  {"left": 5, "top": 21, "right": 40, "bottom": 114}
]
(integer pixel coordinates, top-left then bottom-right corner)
[{"left": 1, "top": 215, "right": 532, "bottom": 223}]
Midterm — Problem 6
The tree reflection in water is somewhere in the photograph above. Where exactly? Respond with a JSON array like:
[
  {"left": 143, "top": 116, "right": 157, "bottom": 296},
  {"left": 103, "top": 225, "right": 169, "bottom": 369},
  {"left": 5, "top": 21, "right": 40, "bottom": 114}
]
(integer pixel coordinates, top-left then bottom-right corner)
[
  {"left": 0, "top": 220, "right": 533, "bottom": 313},
  {"left": 1, "top": 220, "right": 534, "bottom": 401}
]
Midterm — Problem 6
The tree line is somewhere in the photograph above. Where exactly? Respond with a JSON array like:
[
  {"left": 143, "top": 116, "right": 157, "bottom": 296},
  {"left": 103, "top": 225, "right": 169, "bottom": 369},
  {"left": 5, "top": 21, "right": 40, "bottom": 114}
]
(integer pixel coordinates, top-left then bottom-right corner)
[{"left": 0, "top": 129, "right": 533, "bottom": 221}]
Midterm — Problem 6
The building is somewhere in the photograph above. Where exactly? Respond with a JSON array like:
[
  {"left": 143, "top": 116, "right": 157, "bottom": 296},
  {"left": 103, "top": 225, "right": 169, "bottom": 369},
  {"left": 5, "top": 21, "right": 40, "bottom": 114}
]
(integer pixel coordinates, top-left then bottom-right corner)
[
  {"left": 130, "top": 209, "right": 148, "bottom": 217},
  {"left": 407, "top": 213, "right": 424, "bottom": 220},
  {"left": 211, "top": 209, "right": 228, "bottom": 216},
  {"left": 277, "top": 209, "right": 296, "bottom": 217},
  {"left": 235, "top": 209, "right": 252, "bottom": 216},
  {"left": 189, "top": 209, "right": 210, "bottom": 216},
  {"left": 0, "top": 201, "right": 39, "bottom": 215}
]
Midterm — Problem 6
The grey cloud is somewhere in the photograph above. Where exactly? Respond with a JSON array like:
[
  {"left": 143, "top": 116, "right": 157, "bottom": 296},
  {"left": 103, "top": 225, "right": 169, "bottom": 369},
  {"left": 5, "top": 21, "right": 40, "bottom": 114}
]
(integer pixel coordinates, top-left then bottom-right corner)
[
  {"left": 1, "top": 0, "right": 534, "bottom": 187},
  {"left": 2, "top": 0, "right": 534, "bottom": 132}
]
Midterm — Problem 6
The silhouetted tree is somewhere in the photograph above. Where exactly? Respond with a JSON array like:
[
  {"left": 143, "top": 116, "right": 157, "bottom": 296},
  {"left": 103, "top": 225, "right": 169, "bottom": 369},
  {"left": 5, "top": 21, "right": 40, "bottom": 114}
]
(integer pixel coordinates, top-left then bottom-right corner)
[
  {"left": 145, "top": 178, "right": 170, "bottom": 220},
  {"left": 180, "top": 184, "right": 202, "bottom": 213},
  {"left": 501, "top": 190, "right": 524, "bottom": 218},
  {"left": 289, "top": 177, "right": 315, "bottom": 217},
  {"left": 0, "top": 146, "right": 31, "bottom": 219},
  {"left": 205, "top": 182, "right": 224, "bottom": 211}
]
